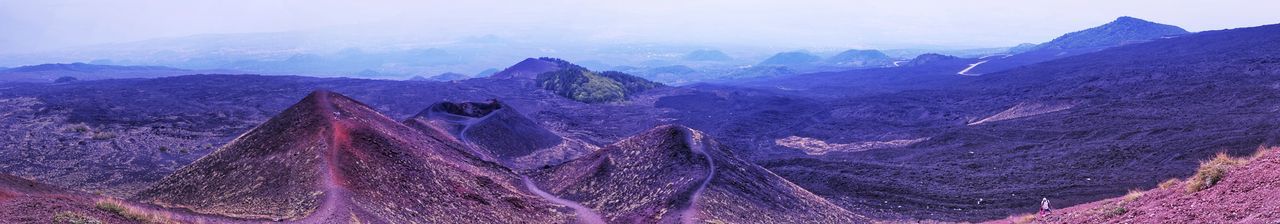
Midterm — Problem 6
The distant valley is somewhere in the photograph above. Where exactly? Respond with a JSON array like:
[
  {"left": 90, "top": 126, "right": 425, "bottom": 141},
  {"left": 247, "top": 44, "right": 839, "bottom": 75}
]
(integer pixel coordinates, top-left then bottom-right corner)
[{"left": 2, "top": 14, "right": 1280, "bottom": 224}]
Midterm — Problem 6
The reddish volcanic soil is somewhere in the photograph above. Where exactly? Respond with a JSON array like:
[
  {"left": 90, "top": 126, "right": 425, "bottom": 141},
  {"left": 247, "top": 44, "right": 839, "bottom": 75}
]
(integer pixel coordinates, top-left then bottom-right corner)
[
  {"left": 0, "top": 174, "right": 139, "bottom": 223},
  {"left": 994, "top": 148, "right": 1280, "bottom": 223},
  {"left": 133, "top": 90, "right": 575, "bottom": 223}
]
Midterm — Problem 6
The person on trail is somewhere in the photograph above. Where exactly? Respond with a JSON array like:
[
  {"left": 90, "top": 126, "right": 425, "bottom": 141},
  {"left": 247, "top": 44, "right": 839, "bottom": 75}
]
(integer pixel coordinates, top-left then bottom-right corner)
[{"left": 1040, "top": 197, "right": 1052, "bottom": 216}]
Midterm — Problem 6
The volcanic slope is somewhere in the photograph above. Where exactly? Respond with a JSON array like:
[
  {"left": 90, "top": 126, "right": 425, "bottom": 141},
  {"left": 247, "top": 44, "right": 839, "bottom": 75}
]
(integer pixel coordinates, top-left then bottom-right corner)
[
  {"left": 405, "top": 100, "right": 596, "bottom": 170},
  {"left": 132, "top": 90, "right": 574, "bottom": 223},
  {"left": 1019, "top": 148, "right": 1280, "bottom": 223},
  {"left": 530, "top": 125, "right": 868, "bottom": 223},
  {"left": 0, "top": 174, "right": 142, "bottom": 223}
]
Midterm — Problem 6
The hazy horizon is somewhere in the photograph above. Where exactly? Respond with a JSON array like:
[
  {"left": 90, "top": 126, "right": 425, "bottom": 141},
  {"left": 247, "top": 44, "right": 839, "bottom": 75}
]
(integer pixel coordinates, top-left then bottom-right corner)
[{"left": 3, "top": 0, "right": 1280, "bottom": 54}]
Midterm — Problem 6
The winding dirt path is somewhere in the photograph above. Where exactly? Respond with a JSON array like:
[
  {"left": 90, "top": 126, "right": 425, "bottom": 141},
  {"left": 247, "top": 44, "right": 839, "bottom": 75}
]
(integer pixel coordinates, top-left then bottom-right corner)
[
  {"left": 678, "top": 127, "right": 715, "bottom": 224},
  {"left": 296, "top": 91, "right": 356, "bottom": 223},
  {"left": 447, "top": 108, "right": 603, "bottom": 224},
  {"left": 521, "top": 177, "right": 606, "bottom": 224}
]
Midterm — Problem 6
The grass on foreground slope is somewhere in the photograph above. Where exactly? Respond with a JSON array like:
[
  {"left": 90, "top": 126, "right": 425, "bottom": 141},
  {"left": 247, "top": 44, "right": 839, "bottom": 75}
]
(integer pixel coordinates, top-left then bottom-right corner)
[{"left": 1185, "top": 152, "right": 1250, "bottom": 193}]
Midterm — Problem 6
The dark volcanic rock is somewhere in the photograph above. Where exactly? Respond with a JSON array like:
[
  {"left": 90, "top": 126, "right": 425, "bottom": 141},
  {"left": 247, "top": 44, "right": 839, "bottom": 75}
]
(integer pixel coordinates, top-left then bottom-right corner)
[
  {"left": 133, "top": 90, "right": 574, "bottom": 223},
  {"left": 405, "top": 100, "right": 594, "bottom": 170},
  {"left": 531, "top": 125, "right": 868, "bottom": 223}
]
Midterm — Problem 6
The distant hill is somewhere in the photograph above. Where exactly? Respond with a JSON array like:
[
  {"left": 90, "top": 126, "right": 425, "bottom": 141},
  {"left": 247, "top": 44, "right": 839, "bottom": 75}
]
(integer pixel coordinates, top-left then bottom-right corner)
[
  {"left": 824, "top": 49, "right": 893, "bottom": 67},
  {"left": 536, "top": 68, "right": 663, "bottom": 103},
  {"left": 407, "top": 72, "right": 469, "bottom": 81},
  {"left": 1036, "top": 16, "right": 1189, "bottom": 51},
  {"left": 647, "top": 65, "right": 698, "bottom": 75},
  {"left": 0, "top": 63, "right": 200, "bottom": 83},
  {"left": 475, "top": 68, "right": 500, "bottom": 77},
  {"left": 493, "top": 57, "right": 663, "bottom": 103},
  {"left": 723, "top": 65, "right": 796, "bottom": 80},
  {"left": 683, "top": 49, "right": 733, "bottom": 61},
  {"left": 429, "top": 72, "right": 469, "bottom": 81},
  {"left": 902, "top": 53, "right": 961, "bottom": 67},
  {"left": 758, "top": 51, "right": 821, "bottom": 66},
  {"left": 530, "top": 125, "right": 868, "bottom": 223},
  {"left": 970, "top": 16, "right": 1190, "bottom": 74},
  {"left": 490, "top": 57, "right": 583, "bottom": 79}
]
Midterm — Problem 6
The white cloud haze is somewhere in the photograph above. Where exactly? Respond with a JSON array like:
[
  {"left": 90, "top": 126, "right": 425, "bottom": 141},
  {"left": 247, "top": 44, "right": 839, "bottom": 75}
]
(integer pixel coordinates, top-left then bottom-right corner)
[{"left": 1, "top": 0, "right": 1278, "bottom": 53}]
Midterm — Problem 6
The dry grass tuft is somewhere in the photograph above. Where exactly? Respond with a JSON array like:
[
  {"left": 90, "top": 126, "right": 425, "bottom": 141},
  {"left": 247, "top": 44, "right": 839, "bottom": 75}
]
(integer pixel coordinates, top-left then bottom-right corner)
[
  {"left": 94, "top": 199, "right": 173, "bottom": 223},
  {"left": 1186, "top": 152, "right": 1246, "bottom": 193},
  {"left": 91, "top": 131, "right": 116, "bottom": 140},
  {"left": 64, "top": 123, "right": 91, "bottom": 133},
  {"left": 1012, "top": 213, "right": 1037, "bottom": 224},
  {"left": 1157, "top": 178, "right": 1179, "bottom": 190},
  {"left": 1103, "top": 206, "right": 1128, "bottom": 218},
  {"left": 52, "top": 211, "right": 103, "bottom": 224},
  {"left": 1121, "top": 189, "right": 1144, "bottom": 203}
]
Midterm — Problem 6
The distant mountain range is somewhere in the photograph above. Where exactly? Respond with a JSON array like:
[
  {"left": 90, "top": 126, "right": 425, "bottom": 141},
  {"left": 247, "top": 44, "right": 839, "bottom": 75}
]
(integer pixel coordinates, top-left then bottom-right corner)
[{"left": 0, "top": 63, "right": 219, "bottom": 83}]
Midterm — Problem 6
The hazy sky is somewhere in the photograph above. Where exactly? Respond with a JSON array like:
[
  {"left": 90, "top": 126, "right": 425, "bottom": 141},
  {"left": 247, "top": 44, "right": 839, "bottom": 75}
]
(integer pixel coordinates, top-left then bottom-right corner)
[{"left": 2, "top": 0, "right": 1279, "bottom": 53}]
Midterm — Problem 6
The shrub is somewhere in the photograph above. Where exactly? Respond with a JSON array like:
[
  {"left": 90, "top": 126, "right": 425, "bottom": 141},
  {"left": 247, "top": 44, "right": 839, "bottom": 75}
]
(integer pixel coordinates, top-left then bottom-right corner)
[
  {"left": 94, "top": 200, "right": 126, "bottom": 214},
  {"left": 52, "top": 211, "right": 103, "bottom": 224},
  {"left": 1185, "top": 153, "right": 1245, "bottom": 193},
  {"left": 91, "top": 131, "right": 116, "bottom": 140},
  {"left": 54, "top": 76, "right": 79, "bottom": 83},
  {"left": 1157, "top": 178, "right": 1179, "bottom": 190},
  {"left": 65, "top": 123, "right": 91, "bottom": 133},
  {"left": 1121, "top": 189, "right": 1144, "bottom": 203},
  {"left": 1012, "top": 214, "right": 1037, "bottom": 224},
  {"left": 95, "top": 199, "right": 169, "bottom": 223},
  {"left": 1104, "top": 206, "right": 1128, "bottom": 218}
]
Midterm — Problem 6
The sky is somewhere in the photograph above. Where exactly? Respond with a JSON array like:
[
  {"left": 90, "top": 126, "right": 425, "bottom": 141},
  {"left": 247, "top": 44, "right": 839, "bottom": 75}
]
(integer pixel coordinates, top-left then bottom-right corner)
[{"left": 1, "top": 0, "right": 1279, "bottom": 54}]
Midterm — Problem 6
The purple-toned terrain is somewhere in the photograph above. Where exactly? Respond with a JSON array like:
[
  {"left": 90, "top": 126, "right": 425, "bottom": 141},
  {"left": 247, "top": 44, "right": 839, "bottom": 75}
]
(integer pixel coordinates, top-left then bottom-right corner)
[{"left": 0, "top": 12, "right": 1277, "bottom": 224}]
